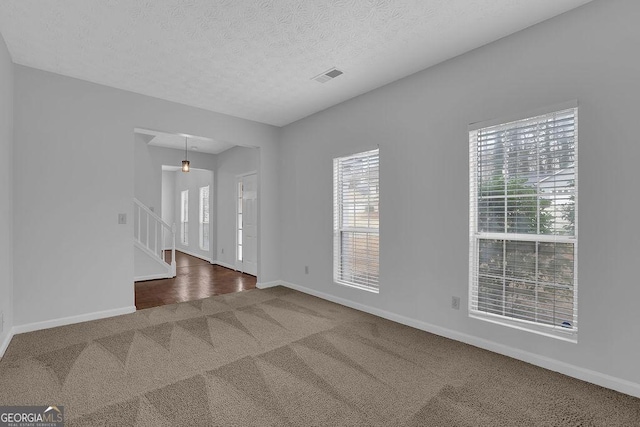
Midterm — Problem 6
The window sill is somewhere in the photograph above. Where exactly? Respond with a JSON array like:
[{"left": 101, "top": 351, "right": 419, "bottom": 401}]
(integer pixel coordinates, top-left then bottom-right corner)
[
  {"left": 469, "top": 311, "right": 577, "bottom": 343},
  {"left": 334, "top": 280, "right": 379, "bottom": 294}
]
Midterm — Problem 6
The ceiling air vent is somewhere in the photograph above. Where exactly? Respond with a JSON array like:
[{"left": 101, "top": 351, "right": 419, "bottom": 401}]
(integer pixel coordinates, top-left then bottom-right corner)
[{"left": 312, "top": 68, "right": 343, "bottom": 83}]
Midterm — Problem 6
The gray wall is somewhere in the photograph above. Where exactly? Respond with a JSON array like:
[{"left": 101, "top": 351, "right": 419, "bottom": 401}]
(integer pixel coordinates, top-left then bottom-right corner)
[
  {"left": 279, "top": 0, "right": 640, "bottom": 388},
  {"left": 0, "top": 32, "right": 13, "bottom": 348},
  {"left": 215, "top": 146, "right": 259, "bottom": 268},
  {"left": 161, "top": 170, "right": 176, "bottom": 248},
  {"left": 13, "top": 66, "right": 281, "bottom": 326}
]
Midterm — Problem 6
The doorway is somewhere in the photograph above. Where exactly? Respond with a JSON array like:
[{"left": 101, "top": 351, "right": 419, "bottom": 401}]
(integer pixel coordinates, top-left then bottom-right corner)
[
  {"left": 134, "top": 128, "right": 261, "bottom": 308},
  {"left": 236, "top": 172, "right": 257, "bottom": 276}
]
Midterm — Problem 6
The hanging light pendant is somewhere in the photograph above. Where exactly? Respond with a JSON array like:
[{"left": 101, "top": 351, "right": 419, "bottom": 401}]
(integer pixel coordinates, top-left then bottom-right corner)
[{"left": 182, "top": 136, "right": 190, "bottom": 172}]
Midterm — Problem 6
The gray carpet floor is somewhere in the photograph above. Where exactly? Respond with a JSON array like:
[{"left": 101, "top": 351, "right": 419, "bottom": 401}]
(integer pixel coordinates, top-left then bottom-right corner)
[{"left": 0, "top": 286, "right": 638, "bottom": 426}]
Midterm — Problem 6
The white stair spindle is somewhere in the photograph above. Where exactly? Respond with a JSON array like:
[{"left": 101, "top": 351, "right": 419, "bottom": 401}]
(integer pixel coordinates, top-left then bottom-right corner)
[
  {"left": 133, "top": 204, "right": 137, "bottom": 241},
  {"left": 145, "top": 211, "right": 149, "bottom": 248},
  {"left": 137, "top": 205, "right": 141, "bottom": 243}
]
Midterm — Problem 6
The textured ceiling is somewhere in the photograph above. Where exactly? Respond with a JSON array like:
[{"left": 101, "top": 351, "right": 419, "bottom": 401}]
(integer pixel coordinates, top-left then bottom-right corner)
[{"left": 0, "top": 0, "right": 593, "bottom": 126}]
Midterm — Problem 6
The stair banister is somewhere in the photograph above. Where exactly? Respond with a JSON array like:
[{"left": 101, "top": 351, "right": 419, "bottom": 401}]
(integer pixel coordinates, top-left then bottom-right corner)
[{"left": 133, "top": 198, "right": 176, "bottom": 279}]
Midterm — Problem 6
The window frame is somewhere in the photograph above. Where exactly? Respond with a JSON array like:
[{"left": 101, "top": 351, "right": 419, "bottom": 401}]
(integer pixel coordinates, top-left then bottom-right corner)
[
  {"left": 199, "top": 185, "right": 210, "bottom": 251},
  {"left": 333, "top": 148, "right": 380, "bottom": 293},
  {"left": 180, "top": 189, "right": 189, "bottom": 246},
  {"left": 468, "top": 102, "right": 578, "bottom": 341},
  {"left": 237, "top": 179, "right": 243, "bottom": 262}
]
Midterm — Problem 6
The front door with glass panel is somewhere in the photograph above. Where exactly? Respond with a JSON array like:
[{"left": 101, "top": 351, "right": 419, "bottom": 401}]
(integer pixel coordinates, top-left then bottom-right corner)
[{"left": 236, "top": 173, "right": 257, "bottom": 276}]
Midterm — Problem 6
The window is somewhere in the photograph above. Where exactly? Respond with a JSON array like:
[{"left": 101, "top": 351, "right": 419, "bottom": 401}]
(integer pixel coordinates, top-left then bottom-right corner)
[
  {"left": 469, "top": 105, "right": 578, "bottom": 339},
  {"left": 181, "top": 190, "right": 189, "bottom": 246},
  {"left": 333, "top": 148, "right": 380, "bottom": 292},
  {"left": 199, "top": 186, "right": 210, "bottom": 251},
  {"left": 237, "top": 180, "right": 243, "bottom": 262}
]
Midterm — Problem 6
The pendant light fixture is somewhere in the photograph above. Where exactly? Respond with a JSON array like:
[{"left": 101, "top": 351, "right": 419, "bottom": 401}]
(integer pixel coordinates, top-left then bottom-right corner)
[{"left": 182, "top": 136, "right": 190, "bottom": 172}]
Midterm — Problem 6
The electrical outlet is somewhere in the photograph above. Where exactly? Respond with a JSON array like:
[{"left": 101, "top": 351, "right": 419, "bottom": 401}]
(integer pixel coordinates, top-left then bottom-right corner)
[
  {"left": 118, "top": 213, "right": 127, "bottom": 224},
  {"left": 221, "top": 248, "right": 224, "bottom": 254},
  {"left": 305, "top": 266, "right": 309, "bottom": 274},
  {"left": 451, "top": 296, "right": 460, "bottom": 310}
]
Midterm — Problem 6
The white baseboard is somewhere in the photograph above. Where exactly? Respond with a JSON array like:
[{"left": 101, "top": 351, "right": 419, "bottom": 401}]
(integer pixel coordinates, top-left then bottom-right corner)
[
  {"left": 11, "top": 306, "right": 137, "bottom": 335},
  {"left": 176, "top": 248, "right": 212, "bottom": 263},
  {"left": 213, "top": 260, "right": 238, "bottom": 271},
  {"left": 256, "top": 280, "right": 282, "bottom": 289},
  {"left": 279, "top": 281, "right": 640, "bottom": 399},
  {"left": 135, "top": 273, "right": 172, "bottom": 282},
  {"left": 0, "top": 329, "right": 15, "bottom": 359}
]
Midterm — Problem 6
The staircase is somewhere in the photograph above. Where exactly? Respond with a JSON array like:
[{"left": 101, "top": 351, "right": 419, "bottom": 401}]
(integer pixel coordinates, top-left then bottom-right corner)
[{"left": 133, "top": 198, "right": 176, "bottom": 280}]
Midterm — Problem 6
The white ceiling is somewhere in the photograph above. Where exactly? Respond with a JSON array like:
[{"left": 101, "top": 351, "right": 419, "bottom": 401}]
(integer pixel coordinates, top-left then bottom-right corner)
[
  {"left": 0, "top": 0, "right": 593, "bottom": 127},
  {"left": 136, "top": 128, "right": 235, "bottom": 154}
]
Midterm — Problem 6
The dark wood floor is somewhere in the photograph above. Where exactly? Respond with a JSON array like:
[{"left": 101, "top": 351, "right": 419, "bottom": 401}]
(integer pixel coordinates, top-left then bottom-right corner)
[{"left": 134, "top": 251, "right": 256, "bottom": 310}]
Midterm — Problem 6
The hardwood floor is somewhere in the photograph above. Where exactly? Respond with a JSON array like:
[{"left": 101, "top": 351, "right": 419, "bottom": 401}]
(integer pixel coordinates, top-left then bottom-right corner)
[{"left": 134, "top": 251, "right": 256, "bottom": 310}]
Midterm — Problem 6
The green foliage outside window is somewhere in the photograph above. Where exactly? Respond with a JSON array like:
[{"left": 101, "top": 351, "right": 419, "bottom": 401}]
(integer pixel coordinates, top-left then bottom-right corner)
[{"left": 476, "top": 173, "right": 575, "bottom": 326}]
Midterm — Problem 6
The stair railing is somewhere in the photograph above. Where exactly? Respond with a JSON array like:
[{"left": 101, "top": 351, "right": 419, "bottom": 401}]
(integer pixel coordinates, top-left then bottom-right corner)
[{"left": 133, "top": 198, "right": 176, "bottom": 277}]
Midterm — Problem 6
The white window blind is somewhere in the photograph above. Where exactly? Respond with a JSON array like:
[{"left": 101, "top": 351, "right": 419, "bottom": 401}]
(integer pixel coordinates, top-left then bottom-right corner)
[
  {"left": 199, "top": 186, "right": 210, "bottom": 251},
  {"left": 237, "top": 180, "right": 243, "bottom": 262},
  {"left": 181, "top": 190, "right": 189, "bottom": 246},
  {"left": 333, "top": 148, "right": 380, "bottom": 292},
  {"left": 469, "top": 107, "right": 578, "bottom": 339}
]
